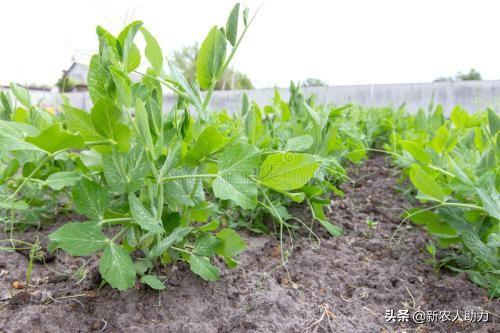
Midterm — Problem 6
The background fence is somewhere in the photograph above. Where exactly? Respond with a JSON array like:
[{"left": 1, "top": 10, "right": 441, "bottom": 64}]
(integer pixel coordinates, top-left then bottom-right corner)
[{"left": 20, "top": 80, "right": 500, "bottom": 116}]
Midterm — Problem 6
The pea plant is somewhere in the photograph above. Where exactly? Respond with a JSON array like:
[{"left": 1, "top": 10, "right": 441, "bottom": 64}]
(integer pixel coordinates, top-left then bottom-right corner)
[
  {"left": 0, "top": 87, "right": 81, "bottom": 235},
  {"left": 0, "top": 4, "right": 351, "bottom": 291},
  {"left": 374, "top": 105, "right": 500, "bottom": 296}
]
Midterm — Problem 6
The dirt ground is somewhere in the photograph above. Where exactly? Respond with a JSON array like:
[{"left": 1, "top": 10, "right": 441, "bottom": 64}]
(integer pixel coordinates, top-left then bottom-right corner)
[{"left": 0, "top": 155, "right": 498, "bottom": 333}]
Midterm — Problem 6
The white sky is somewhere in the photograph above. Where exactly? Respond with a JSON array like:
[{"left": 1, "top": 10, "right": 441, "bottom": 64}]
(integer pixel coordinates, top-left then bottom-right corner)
[{"left": 1, "top": 0, "right": 499, "bottom": 88}]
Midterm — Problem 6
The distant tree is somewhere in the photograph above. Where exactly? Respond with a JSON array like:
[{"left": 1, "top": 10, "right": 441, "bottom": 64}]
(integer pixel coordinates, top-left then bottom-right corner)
[
  {"left": 301, "top": 78, "right": 327, "bottom": 87},
  {"left": 434, "top": 68, "right": 482, "bottom": 82},
  {"left": 55, "top": 71, "right": 75, "bottom": 92},
  {"left": 456, "top": 68, "right": 482, "bottom": 81},
  {"left": 433, "top": 76, "right": 453, "bottom": 82},
  {"left": 172, "top": 44, "right": 254, "bottom": 90}
]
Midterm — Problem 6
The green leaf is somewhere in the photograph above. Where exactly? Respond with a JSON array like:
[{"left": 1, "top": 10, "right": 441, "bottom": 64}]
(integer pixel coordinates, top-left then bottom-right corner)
[
  {"left": 409, "top": 164, "right": 445, "bottom": 202},
  {"left": 140, "top": 275, "right": 165, "bottom": 290},
  {"left": 450, "top": 106, "right": 470, "bottom": 128},
  {"left": 9, "top": 83, "right": 31, "bottom": 108},
  {"left": 99, "top": 242, "right": 136, "bottom": 291},
  {"left": 213, "top": 143, "right": 260, "bottom": 209},
  {"left": 46, "top": 171, "right": 82, "bottom": 190},
  {"left": 194, "top": 234, "right": 220, "bottom": 257},
  {"left": 141, "top": 27, "right": 163, "bottom": 75},
  {"left": 103, "top": 144, "right": 150, "bottom": 194},
  {"left": 487, "top": 108, "right": 500, "bottom": 136},
  {"left": 63, "top": 105, "right": 105, "bottom": 143},
  {"left": 186, "top": 126, "right": 227, "bottom": 165},
  {"left": 196, "top": 26, "right": 227, "bottom": 90},
  {"left": 476, "top": 188, "right": 500, "bottom": 220},
  {"left": 225, "top": 3, "right": 240, "bottom": 46},
  {"left": 215, "top": 228, "right": 245, "bottom": 268},
  {"left": 188, "top": 254, "right": 220, "bottom": 281},
  {"left": 26, "top": 123, "right": 85, "bottom": 154},
  {"left": 403, "top": 209, "right": 441, "bottom": 225},
  {"left": 87, "top": 55, "right": 108, "bottom": 103},
  {"left": 150, "top": 227, "right": 193, "bottom": 257},
  {"left": 311, "top": 202, "right": 342, "bottom": 236},
  {"left": 0, "top": 200, "right": 29, "bottom": 210},
  {"left": 190, "top": 201, "right": 214, "bottom": 222},
  {"left": 135, "top": 100, "right": 154, "bottom": 153},
  {"left": 72, "top": 178, "right": 110, "bottom": 220},
  {"left": 48, "top": 222, "right": 107, "bottom": 256},
  {"left": 117, "top": 21, "right": 143, "bottom": 73},
  {"left": 259, "top": 153, "right": 319, "bottom": 191},
  {"left": 109, "top": 66, "right": 133, "bottom": 107},
  {"left": 285, "top": 135, "right": 314, "bottom": 152},
  {"left": 0, "top": 120, "right": 41, "bottom": 152},
  {"left": 400, "top": 140, "right": 431, "bottom": 164},
  {"left": 129, "top": 193, "right": 164, "bottom": 234},
  {"left": 90, "top": 97, "right": 131, "bottom": 152}
]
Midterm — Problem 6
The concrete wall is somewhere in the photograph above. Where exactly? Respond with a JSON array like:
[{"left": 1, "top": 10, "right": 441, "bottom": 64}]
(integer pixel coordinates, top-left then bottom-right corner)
[{"left": 17, "top": 80, "right": 500, "bottom": 116}]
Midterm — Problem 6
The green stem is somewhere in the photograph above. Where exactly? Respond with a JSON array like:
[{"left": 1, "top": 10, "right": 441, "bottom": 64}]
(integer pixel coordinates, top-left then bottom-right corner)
[
  {"left": 85, "top": 139, "right": 115, "bottom": 146},
  {"left": 171, "top": 246, "right": 192, "bottom": 255},
  {"left": 442, "top": 202, "right": 484, "bottom": 211},
  {"left": 110, "top": 225, "right": 131, "bottom": 242},
  {"left": 201, "top": 7, "right": 259, "bottom": 110},
  {"left": 5, "top": 153, "right": 51, "bottom": 202},
  {"left": 161, "top": 174, "right": 217, "bottom": 182},
  {"left": 99, "top": 217, "right": 133, "bottom": 226}
]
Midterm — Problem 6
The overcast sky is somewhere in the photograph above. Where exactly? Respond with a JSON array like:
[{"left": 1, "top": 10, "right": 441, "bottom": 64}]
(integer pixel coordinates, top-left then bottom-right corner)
[{"left": 1, "top": 0, "right": 499, "bottom": 88}]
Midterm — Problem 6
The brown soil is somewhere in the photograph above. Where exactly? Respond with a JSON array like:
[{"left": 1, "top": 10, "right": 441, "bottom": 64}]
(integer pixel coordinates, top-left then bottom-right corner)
[{"left": 0, "top": 155, "right": 498, "bottom": 333}]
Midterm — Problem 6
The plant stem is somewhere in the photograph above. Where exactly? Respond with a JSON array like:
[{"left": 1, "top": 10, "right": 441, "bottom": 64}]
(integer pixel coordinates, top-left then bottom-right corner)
[
  {"left": 161, "top": 174, "right": 217, "bottom": 182},
  {"left": 171, "top": 246, "right": 191, "bottom": 255},
  {"left": 5, "top": 153, "right": 51, "bottom": 202}
]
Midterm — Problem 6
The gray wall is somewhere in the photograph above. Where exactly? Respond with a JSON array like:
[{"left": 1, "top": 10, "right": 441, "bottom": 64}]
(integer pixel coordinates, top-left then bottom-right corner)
[{"left": 21, "top": 80, "right": 500, "bottom": 115}]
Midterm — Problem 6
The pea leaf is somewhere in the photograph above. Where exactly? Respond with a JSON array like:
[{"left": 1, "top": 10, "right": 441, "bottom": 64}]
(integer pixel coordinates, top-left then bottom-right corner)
[
  {"left": 141, "top": 27, "right": 163, "bottom": 75},
  {"left": 196, "top": 26, "right": 227, "bottom": 90},
  {"left": 87, "top": 55, "right": 108, "bottom": 103},
  {"left": 225, "top": 3, "right": 240, "bottom": 46},
  {"left": 0, "top": 120, "right": 41, "bottom": 152},
  {"left": 90, "top": 97, "right": 131, "bottom": 152},
  {"left": 259, "top": 153, "right": 319, "bottom": 191},
  {"left": 72, "top": 178, "right": 110, "bottom": 220},
  {"left": 476, "top": 188, "right": 500, "bottom": 220},
  {"left": 311, "top": 202, "right": 342, "bottom": 236},
  {"left": 63, "top": 105, "right": 105, "bottom": 143},
  {"left": 409, "top": 164, "right": 445, "bottom": 202},
  {"left": 451, "top": 106, "right": 470, "bottom": 128},
  {"left": 109, "top": 66, "right": 133, "bottom": 107},
  {"left": 140, "top": 275, "right": 165, "bottom": 290},
  {"left": 103, "top": 144, "right": 150, "bottom": 194},
  {"left": 400, "top": 140, "right": 431, "bottom": 164},
  {"left": 99, "top": 242, "right": 136, "bottom": 291},
  {"left": 48, "top": 222, "right": 108, "bottom": 256},
  {"left": 26, "top": 123, "right": 85, "bottom": 154},
  {"left": 117, "top": 21, "right": 143, "bottom": 73},
  {"left": 487, "top": 108, "right": 500, "bottom": 136},
  {"left": 135, "top": 100, "right": 154, "bottom": 153},
  {"left": 186, "top": 126, "right": 227, "bottom": 165},
  {"left": 128, "top": 193, "right": 164, "bottom": 234},
  {"left": 9, "top": 83, "right": 31, "bottom": 108},
  {"left": 150, "top": 227, "right": 193, "bottom": 257},
  {"left": 0, "top": 200, "right": 29, "bottom": 210},
  {"left": 285, "top": 135, "right": 314, "bottom": 152},
  {"left": 46, "top": 171, "right": 82, "bottom": 190},
  {"left": 215, "top": 228, "right": 245, "bottom": 268},
  {"left": 213, "top": 143, "right": 260, "bottom": 209},
  {"left": 194, "top": 234, "right": 221, "bottom": 257},
  {"left": 188, "top": 254, "right": 220, "bottom": 281}
]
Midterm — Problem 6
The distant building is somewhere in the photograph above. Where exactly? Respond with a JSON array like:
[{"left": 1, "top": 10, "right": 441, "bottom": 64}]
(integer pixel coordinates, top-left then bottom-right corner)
[
  {"left": 65, "top": 63, "right": 89, "bottom": 86},
  {"left": 59, "top": 63, "right": 89, "bottom": 92}
]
